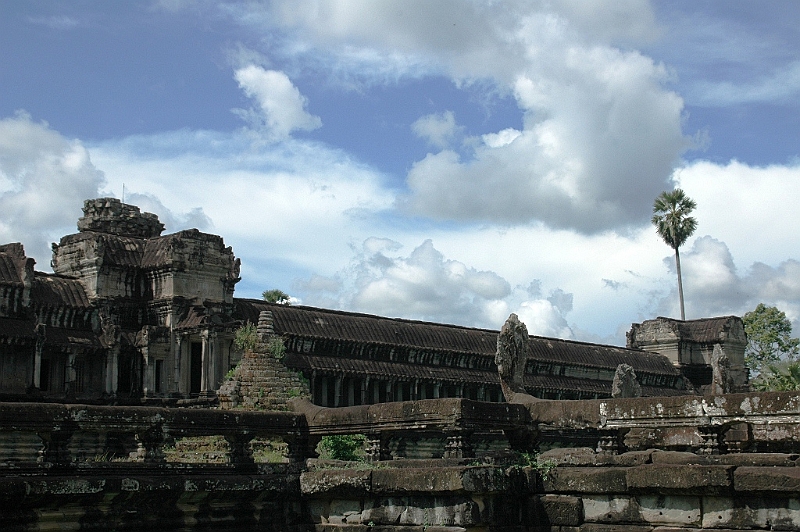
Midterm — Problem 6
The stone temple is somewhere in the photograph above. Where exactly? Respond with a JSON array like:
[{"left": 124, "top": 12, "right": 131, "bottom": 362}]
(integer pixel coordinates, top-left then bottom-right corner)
[{"left": 0, "top": 198, "right": 749, "bottom": 406}]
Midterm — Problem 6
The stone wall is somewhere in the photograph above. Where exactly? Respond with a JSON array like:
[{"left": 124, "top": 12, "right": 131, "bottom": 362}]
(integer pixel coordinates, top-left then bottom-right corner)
[{"left": 3, "top": 393, "right": 800, "bottom": 530}]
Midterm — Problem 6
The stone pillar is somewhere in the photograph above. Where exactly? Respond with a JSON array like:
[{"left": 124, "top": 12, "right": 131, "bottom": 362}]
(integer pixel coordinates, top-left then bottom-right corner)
[
  {"left": 321, "top": 377, "right": 329, "bottom": 407},
  {"left": 105, "top": 346, "right": 119, "bottom": 395},
  {"left": 444, "top": 430, "right": 474, "bottom": 459},
  {"left": 334, "top": 375, "right": 343, "bottom": 407},
  {"left": 65, "top": 353, "right": 77, "bottom": 396},
  {"left": 386, "top": 380, "right": 394, "bottom": 403},
  {"left": 141, "top": 347, "right": 152, "bottom": 397},
  {"left": 366, "top": 433, "right": 390, "bottom": 462},
  {"left": 33, "top": 322, "right": 45, "bottom": 389},
  {"left": 361, "top": 378, "right": 369, "bottom": 405},
  {"left": 224, "top": 433, "right": 255, "bottom": 465},
  {"left": 434, "top": 383, "right": 441, "bottom": 399},
  {"left": 200, "top": 330, "right": 218, "bottom": 393},
  {"left": 173, "top": 334, "right": 183, "bottom": 394},
  {"left": 596, "top": 429, "right": 622, "bottom": 455},
  {"left": 698, "top": 426, "right": 722, "bottom": 455}
]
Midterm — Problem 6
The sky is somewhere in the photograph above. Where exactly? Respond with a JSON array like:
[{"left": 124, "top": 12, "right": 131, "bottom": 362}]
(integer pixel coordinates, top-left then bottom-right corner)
[{"left": 2, "top": 1, "right": 800, "bottom": 346}]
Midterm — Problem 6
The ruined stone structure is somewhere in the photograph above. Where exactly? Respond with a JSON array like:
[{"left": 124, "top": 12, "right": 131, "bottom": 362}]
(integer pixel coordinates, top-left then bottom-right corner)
[
  {"left": 1, "top": 198, "right": 243, "bottom": 403},
  {"left": 627, "top": 316, "right": 749, "bottom": 394},
  {"left": 3, "top": 390, "right": 800, "bottom": 530},
  {"left": 0, "top": 198, "right": 744, "bottom": 407}
]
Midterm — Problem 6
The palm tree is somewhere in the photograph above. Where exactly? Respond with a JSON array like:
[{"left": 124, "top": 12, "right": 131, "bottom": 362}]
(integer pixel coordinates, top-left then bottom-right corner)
[{"left": 652, "top": 189, "right": 697, "bottom": 320}]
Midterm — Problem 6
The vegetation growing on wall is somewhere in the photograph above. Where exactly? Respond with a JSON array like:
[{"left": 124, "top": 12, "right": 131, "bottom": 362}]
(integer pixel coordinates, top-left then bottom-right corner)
[
  {"left": 318, "top": 434, "right": 367, "bottom": 461},
  {"left": 263, "top": 289, "right": 291, "bottom": 304},
  {"left": 233, "top": 322, "right": 258, "bottom": 352}
]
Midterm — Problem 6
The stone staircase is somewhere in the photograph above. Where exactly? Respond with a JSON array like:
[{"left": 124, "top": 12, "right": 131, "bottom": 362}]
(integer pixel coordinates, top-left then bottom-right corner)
[{"left": 218, "top": 311, "right": 311, "bottom": 411}]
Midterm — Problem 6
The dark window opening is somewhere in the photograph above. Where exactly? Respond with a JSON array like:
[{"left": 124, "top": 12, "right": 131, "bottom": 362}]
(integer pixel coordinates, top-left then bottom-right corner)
[{"left": 190, "top": 342, "right": 202, "bottom": 395}]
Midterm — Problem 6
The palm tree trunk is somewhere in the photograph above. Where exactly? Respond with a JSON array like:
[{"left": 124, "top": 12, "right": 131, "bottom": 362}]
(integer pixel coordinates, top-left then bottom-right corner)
[{"left": 675, "top": 246, "right": 685, "bottom": 320}]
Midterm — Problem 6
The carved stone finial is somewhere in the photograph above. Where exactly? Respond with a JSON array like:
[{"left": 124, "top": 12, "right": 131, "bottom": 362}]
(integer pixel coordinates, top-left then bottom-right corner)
[
  {"left": 710, "top": 344, "right": 734, "bottom": 395},
  {"left": 496, "top": 313, "right": 532, "bottom": 403},
  {"left": 611, "top": 363, "right": 641, "bottom": 398}
]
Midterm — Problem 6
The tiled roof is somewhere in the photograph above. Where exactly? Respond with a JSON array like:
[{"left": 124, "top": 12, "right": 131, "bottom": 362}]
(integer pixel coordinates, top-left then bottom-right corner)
[
  {"left": 677, "top": 316, "right": 736, "bottom": 343},
  {"left": 31, "top": 274, "right": 90, "bottom": 308},
  {"left": 235, "top": 300, "right": 681, "bottom": 378},
  {"left": 286, "top": 353, "right": 500, "bottom": 385},
  {"left": 528, "top": 337, "right": 678, "bottom": 375},
  {"left": 44, "top": 327, "right": 102, "bottom": 349}
]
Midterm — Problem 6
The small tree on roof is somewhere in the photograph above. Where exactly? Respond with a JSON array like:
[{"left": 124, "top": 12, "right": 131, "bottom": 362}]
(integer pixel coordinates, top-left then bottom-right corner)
[{"left": 262, "top": 289, "right": 291, "bottom": 304}]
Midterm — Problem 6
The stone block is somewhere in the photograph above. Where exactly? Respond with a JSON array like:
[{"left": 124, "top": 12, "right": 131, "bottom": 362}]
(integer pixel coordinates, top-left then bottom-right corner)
[
  {"left": 370, "top": 466, "right": 507, "bottom": 495},
  {"left": 650, "top": 451, "right": 708, "bottom": 465},
  {"left": 626, "top": 464, "right": 732, "bottom": 493},
  {"left": 702, "top": 495, "right": 800, "bottom": 529},
  {"left": 578, "top": 524, "right": 653, "bottom": 532},
  {"left": 637, "top": 495, "right": 701, "bottom": 526},
  {"left": 360, "top": 496, "right": 480, "bottom": 527},
  {"left": 734, "top": 466, "right": 800, "bottom": 492},
  {"left": 300, "top": 469, "right": 372, "bottom": 496},
  {"left": 327, "top": 499, "right": 363, "bottom": 525},
  {"left": 582, "top": 495, "right": 641, "bottom": 523},
  {"left": 531, "top": 494, "right": 583, "bottom": 526},
  {"left": 542, "top": 467, "right": 627, "bottom": 493},
  {"left": 539, "top": 447, "right": 597, "bottom": 466}
]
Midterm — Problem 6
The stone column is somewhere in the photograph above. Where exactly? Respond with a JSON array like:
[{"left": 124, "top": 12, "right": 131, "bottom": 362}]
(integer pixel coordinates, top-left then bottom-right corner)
[
  {"left": 173, "top": 334, "right": 183, "bottom": 394},
  {"left": 334, "top": 375, "right": 343, "bottom": 407},
  {"left": 65, "top": 353, "right": 77, "bottom": 396},
  {"left": 200, "top": 330, "right": 218, "bottom": 393},
  {"left": 361, "top": 377, "right": 369, "bottom": 405},
  {"left": 105, "top": 346, "right": 119, "bottom": 395},
  {"left": 321, "top": 376, "right": 329, "bottom": 407},
  {"left": 33, "top": 322, "right": 45, "bottom": 389}
]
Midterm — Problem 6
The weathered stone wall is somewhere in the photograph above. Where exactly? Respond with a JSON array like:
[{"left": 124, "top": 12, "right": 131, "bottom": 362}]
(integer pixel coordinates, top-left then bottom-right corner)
[{"left": 3, "top": 393, "right": 800, "bottom": 530}]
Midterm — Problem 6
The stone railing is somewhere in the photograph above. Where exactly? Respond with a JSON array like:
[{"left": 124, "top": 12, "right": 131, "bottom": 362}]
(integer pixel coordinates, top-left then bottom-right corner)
[
  {"left": 289, "top": 397, "right": 535, "bottom": 461},
  {"left": 0, "top": 402, "right": 307, "bottom": 467},
  {"left": 3, "top": 393, "right": 800, "bottom": 531},
  {"left": 528, "top": 390, "right": 800, "bottom": 454}
]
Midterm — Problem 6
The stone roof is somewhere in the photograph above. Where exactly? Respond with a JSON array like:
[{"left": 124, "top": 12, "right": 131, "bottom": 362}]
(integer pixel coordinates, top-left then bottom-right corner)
[
  {"left": 234, "top": 300, "right": 683, "bottom": 378},
  {"left": 0, "top": 243, "right": 28, "bottom": 285},
  {"left": 675, "top": 316, "right": 741, "bottom": 343},
  {"left": 31, "top": 274, "right": 91, "bottom": 308}
]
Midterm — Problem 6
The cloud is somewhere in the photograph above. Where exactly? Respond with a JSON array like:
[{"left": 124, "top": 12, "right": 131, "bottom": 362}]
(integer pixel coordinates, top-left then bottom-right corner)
[
  {"left": 123, "top": 192, "right": 212, "bottom": 233},
  {"left": 27, "top": 15, "right": 82, "bottom": 30},
  {"left": 411, "top": 111, "right": 462, "bottom": 149},
  {"left": 655, "top": 236, "right": 800, "bottom": 332},
  {"left": 0, "top": 112, "right": 105, "bottom": 268},
  {"left": 300, "top": 238, "right": 512, "bottom": 327},
  {"left": 298, "top": 236, "right": 579, "bottom": 336},
  {"left": 674, "top": 160, "right": 800, "bottom": 268},
  {"left": 401, "top": 45, "right": 686, "bottom": 232},
  {"left": 225, "top": 2, "right": 686, "bottom": 232},
  {"left": 692, "top": 61, "right": 800, "bottom": 106},
  {"left": 233, "top": 65, "right": 322, "bottom": 140}
]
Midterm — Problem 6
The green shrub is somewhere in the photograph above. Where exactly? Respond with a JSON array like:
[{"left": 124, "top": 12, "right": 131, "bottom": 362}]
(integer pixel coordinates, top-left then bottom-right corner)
[
  {"left": 233, "top": 323, "right": 258, "bottom": 352},
  {"left": 318, "top": 434, "right": 366, "bottom": 461},
  {"left": 268, "top": 337, "right": 286, "bottom": 360}
]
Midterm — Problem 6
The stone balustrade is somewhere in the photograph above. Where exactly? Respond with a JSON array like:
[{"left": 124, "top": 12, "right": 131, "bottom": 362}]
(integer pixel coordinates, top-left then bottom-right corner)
[
  {"left": 2, "top": 392, "right": 800, "bottom": 530},
  {"left": 0, "top": 402, "right": 308, "bottom": 466}
]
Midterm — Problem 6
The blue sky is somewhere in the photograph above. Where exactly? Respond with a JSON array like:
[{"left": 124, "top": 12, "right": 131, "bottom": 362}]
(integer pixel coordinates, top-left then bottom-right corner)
[{"left": 2, "top": 1, "right": 800, "bottom": 345}]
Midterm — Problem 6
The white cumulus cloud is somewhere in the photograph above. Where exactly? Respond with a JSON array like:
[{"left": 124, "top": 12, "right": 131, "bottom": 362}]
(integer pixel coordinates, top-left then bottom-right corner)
[
  {"left": 0, "top": 112, "right": 105, "bottom": 268},
  {"left": 234, "top": 65, "right": 322, "bottom": 140}
]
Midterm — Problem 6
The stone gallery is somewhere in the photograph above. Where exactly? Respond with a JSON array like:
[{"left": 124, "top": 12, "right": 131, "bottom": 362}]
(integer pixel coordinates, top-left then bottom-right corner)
[{"left": 0, "top": 198, "right": 750, "bottom": 406}]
